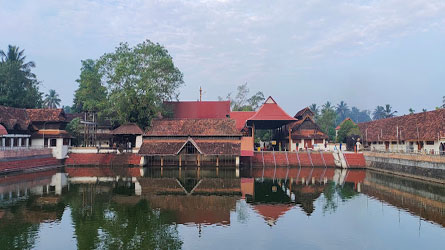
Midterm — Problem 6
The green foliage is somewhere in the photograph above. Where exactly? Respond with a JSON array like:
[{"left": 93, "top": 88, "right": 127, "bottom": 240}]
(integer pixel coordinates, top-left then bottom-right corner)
[
  {"left": 337, "top": 119, "right": 361, "bottom": 143},
  {"left": 66, "top": 117, "right": 82, "bottom": 146},
  {"left": 309, "top": 104, "right": 320, "bottom": 118},
  {"left": 409, "top": 108, "right": 415, "bottom": 114},
  {"left": 97, "top": 40, "right": 184, "bottom": 128},
  {"left": 43, "top": 89, "right": 61, "bottom": 109},
  {"left": 220, "top": 83, "right": 265, "bottom": 111},
  {"left": 73, "top": 59, "right": 107, "bottom": 113},
  {"left": 255, "top": 129, "right": 272, "bottom": 143},
  {"left": 317, "top": 103, "right": 337, "bottom": 140},
  {"left": 0, "top": 45, "right": 42, "bottom": 108}
]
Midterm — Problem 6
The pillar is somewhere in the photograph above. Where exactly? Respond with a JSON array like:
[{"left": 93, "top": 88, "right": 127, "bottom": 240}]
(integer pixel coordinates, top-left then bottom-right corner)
[
  {"left": 160, "top": 156, "right": 164, "bottom": 167},
  {"left": 235, "top": 156, "right": 240, "bottom": 178},
  {"left": 288, "top": 127, "right": 292, "bottom": 152},
  {"left": 197, "top": 155, "right": 201, "bottom": 167},
  {"left": 25, "top": 138, "right": 29, "bottom": 148},
  {"left": 2, "top": 137, "right": 5, "bottom": 148},
  {"left": 216, "top": 156, "right": 219, "bottom": 167},
  {"left": 357, "top": 182, "right": 361, "bottom": 193},
  {"left": 10, "top": 138, "right": 13, "bottom": 148},
  {"left": 312, "top": 177, "right": 315, "bottom": 185},
  {"left": 179, "top": 155, "right": 182, "bottom": 167}
]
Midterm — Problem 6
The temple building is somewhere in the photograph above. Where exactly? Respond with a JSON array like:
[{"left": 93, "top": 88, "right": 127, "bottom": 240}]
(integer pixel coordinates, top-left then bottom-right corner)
[
  {"left": 0, "top": 105, "right": 72, "bottom": 158},
  {"left": 284, "top": 107, "right": 328, "bottom": 151},
  {"left": 139, "top": 118, "right": 242, "bottom": 167},
  {"left": 358, "top": 109, "right": 445, "bottom": 154}
]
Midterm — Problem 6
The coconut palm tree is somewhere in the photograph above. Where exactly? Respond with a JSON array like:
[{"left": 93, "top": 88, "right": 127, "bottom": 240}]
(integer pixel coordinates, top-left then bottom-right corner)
[
  {"left": 409, "top": 108, "right": 415, "bottom": 114},
  {"left": 322, "top": 101, "right": 332, "bottom": 110},
  {"left": 384, "top": 104, "right": 397, "bottom": 118},
  {"left": 372, "top": 106, "right": 386, "bottom": 120},
  {"left": 0, "top": 45, "right": 36, "bottom": 77},
  {"left": 44, "top": 89, "right": 61, "bottom": 109},
  {"left": 309, "top": 103, "right": 319, "bottom": 116},
  {"left": 336, "top": 101, "right": 350, "bottom": 122}
]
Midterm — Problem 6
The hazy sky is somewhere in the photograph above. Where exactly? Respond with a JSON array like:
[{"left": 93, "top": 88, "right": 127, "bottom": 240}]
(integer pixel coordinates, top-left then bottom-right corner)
[{"left": 1, "top": 0, "right": 444, "bottom": 115}]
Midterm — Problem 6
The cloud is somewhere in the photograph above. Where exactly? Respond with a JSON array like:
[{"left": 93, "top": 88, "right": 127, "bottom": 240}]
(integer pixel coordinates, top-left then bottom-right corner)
[{"left": 0, "top": 0, "right": 444, "bottom": 111}]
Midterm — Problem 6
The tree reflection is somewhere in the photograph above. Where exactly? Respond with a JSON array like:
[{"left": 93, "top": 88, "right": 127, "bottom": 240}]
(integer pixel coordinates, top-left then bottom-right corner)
[{"left": 64, "top": 184, "right": 183, "bottom": 250}]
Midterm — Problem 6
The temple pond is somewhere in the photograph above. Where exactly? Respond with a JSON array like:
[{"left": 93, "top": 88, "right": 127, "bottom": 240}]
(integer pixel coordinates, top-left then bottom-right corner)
[{"left": 1, "top": 166, "right": 445, "bottom": 250}]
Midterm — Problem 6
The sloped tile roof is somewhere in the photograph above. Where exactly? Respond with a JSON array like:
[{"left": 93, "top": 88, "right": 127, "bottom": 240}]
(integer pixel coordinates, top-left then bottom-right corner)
[
  {"left": 144, "top": 118, "right": 241, "bottom": 136},
  {"left": 26, "top": 108, "right": 66, "bottom": 122},
  {"left": 247, "top": 96, "right": 296, "bottom": 122},
  {"left": 0, "top": 105, "right": 30, "bottom": 130},
  {"left": 358, "top": 109, "right": 445, "bottom": 141},
  {"left": 138, "top": 138, "right": 241, "bottom": 155},
  {"left": 230, "top": 111, "right": 256, "bottom": 131},
  {"left": 164, "top": 101, "right": 231, "bottom": 119},
  {"left": 112, "top": 123, "right": 143, "bottom": 135},
  {"left": 294, "top": 107, "right": 314, "bottom": 119}
]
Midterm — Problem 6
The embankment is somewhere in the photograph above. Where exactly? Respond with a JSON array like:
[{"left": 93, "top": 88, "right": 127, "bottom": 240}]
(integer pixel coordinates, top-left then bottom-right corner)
[
  {"left": 0, "top": 148, "right": 61, "bottom": 174},
  {"left": 64, "top": 153, "right": 141, "bottom": 166},
  {"left": 364, "top": 151, "right": 445, "bottom": 184}
]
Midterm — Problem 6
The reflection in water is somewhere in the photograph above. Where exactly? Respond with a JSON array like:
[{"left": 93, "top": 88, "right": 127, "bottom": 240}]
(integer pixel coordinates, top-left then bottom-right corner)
[{"left": 0, "top": 165, "right": 444, "bottom": 249}]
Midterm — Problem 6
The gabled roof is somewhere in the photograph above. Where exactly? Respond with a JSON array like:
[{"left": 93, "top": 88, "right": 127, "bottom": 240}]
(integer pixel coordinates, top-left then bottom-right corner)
[
  {"left": 144, "top": 118, "right": 241, "bottom": 136},
  {"left": 26, "top": 108, "right": 66, "bottom": 122},
  {"left": 294, "top": 107, "right": 314, "bottom": 119},
  {"left": 246, "top": 97, "right": 296, "bottom": 129},
  {"left": 111, "top": 123, "right": 143, "bottom": 135},
  {"left": 164, "top": 101, "right": 230, "bottom": 119},
  {"left": 230, "top": 111, "right": 256, "bottom": 131},
  {"left": 358, "top": 109, "right": 445, "bottom": 141},
  {"left": 253, "top": 204, "right": 293, "bottom": 226},
  {"left": 138, "top": 138, "right": 241, "bottom": 155},
  {"left": 248, "top": 97, "right": 295, "bottom": 121}
]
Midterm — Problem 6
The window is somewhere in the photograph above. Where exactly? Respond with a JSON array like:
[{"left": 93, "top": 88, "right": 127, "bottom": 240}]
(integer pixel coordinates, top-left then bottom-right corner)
[
  {"left": 391, "top": 141, "right": 397, "bottom": 144},
  {"left": 63, "top": 138, "right": 70, "bottom": 145},
  {"left": 50, "top": 139, "right": 57, "bottom": 147},
  {"left": 426, "top": 141, "right": 435, "bottom": 145}
]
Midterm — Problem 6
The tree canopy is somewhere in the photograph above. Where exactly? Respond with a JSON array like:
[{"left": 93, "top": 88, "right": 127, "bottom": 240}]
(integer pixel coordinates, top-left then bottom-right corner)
[
  {"left": 0, "top": 45, "right": 42, "bottom": 108},
  {"left": 336, "top": 119, "right": 361, "bottom": 143},
  {"left": 72, "top": 40, "right": 184, "bottom": 128},
  {"left": 73, "top": 59, "right": 107, "bottom": 113},
  {"left": 219, "top": 83, "right": 265, "bottom": 111}
]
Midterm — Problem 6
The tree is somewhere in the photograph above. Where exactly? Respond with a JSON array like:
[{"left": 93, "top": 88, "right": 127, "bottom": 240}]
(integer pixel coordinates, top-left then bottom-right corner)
[
  {"left": 317, "top": 103, "right": 337, "bottom": 140},
  {"left": 348, "top": 107, "right": 371, "bottom": 123},
  {"left": 442, "top": 96, "right": 445, "bottom": 108},
  {"left": 409, "top": 108, "right": 415, "bottom": 114},
  {"left": 384, "top": 104, "right": 397, "bottom": 118},
  {"left": 422, "top": 108, "right": 427, "bottom": 112},
  {"left": 372, "top": 106, "right": 386, "bottom": 120},
  {"left": 335, "top": 101, "right": 350, "bottom": 124},
  {"left": 336, "top": 119, "right": 361, "bottom": 143},
  {"left": 66, "top": 117, "right": 82, "bottom": 146},
  {"left": 219, "top": 83, "right": 265, "bottom": 111},
  {"left": 43, "top": 89, "right": 61, "bottom": 109},
  {"left": 0, "top": 45, "right": 42, "bottom": 108},
  {"left": 309, "top": 104, "right": 319, "bottom": 117},
  {"left": 97, "top": 40, "right": 184, "bottom": 128},
  {"left": 73, "top": 59, "right": 107, "bottom": 113}
]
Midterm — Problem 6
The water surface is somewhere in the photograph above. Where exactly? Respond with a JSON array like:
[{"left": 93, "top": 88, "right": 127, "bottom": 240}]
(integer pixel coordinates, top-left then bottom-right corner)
[{"left": 1, "top": 166, "right": 445, "bottom": 250}]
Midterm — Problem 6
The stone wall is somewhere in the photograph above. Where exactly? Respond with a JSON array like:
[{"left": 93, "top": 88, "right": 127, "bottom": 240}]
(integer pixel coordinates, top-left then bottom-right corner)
[{"left": 364, "top": 151, "right": 445, "bottom": 183}]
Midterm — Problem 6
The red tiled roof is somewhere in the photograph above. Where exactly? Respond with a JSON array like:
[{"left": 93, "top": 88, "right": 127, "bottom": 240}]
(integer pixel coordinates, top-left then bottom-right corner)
[
  {"left": 230, "top": 111, "right": 256, "bottom": 131},
  {"left": 26, "top": 108, "right": 66, "bottom": 122},
  {"left": 112, "top": 123, "right": 143, "bottom": 135},
  {"left": 253, "top": 204, "right": 293, "bottom": 225},
  {"left": 145, "top": 118, "right": 241, "bottom": 136},
  {"left": 0, "top": 124, "right": 7, "bottom": 135},
  {"left": 289, "top": 116, "right": 328, "bottom": 140},
  {"left": 358, "top": 109, "right": 445, "bottom": 141},
  {"left": 138, "top": 138, "right": 241, "bottom": 155},
  {"left": 247, "top": 97, "right": 296, "bottom": 122},
  {"left": 0, "top": 105, "right": 30, "bottom": 130},
  {"left": 164, "top": 101, "right": 230, "bottom": 119},
  {"left": 294, "top": 107, "right": 314, "bottom": 119}
]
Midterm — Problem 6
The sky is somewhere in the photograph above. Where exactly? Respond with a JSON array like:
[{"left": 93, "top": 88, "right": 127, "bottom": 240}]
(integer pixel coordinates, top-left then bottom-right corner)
[{"left": 1, "top": 0, "right": 445, "bottom": 115}]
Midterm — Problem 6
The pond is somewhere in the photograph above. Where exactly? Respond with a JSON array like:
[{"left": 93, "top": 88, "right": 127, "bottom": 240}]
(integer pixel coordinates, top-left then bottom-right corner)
[{"left": 1, "top": 166, "right": 445, "bottom": 250}]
